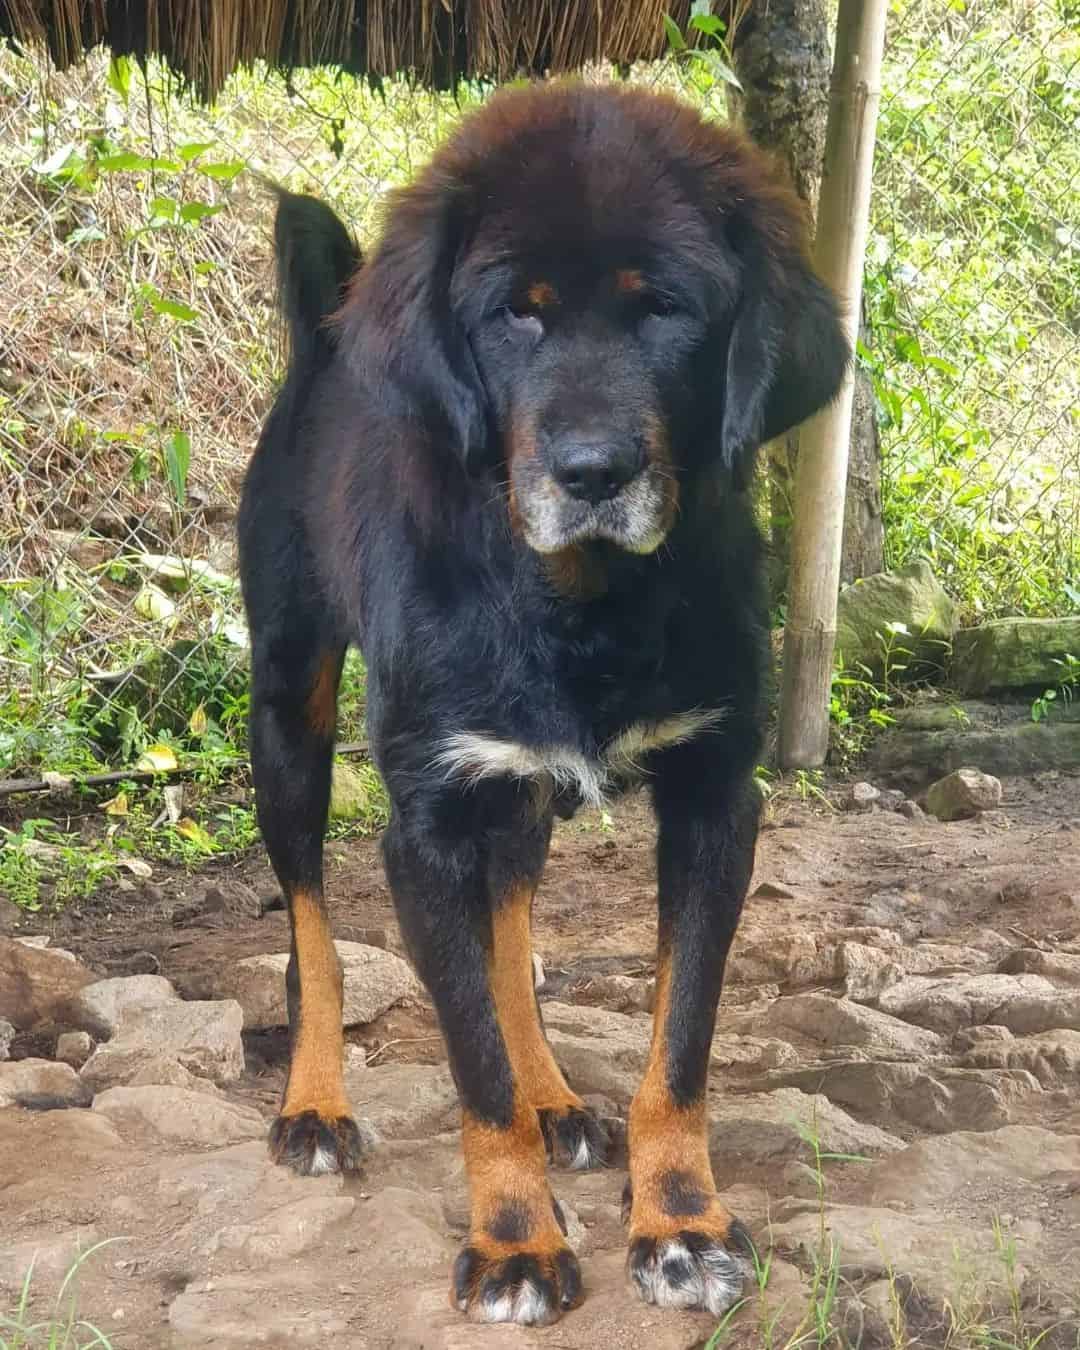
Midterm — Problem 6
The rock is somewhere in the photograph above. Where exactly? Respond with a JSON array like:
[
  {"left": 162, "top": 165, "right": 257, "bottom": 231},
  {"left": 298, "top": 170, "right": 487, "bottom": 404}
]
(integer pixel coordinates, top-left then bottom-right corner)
[
  {"left": 115, "top": 950, "right": 162, "bottom": 976},
  {"left": 0, "top": 1058, "right": 91, "bottom": 1108},
  {"left": 869, "top": 1126, "right": 1080, "bottom": 1203},
  {"left": 0, "top": 1228, "right": 101, "bottom": 1293},
  {"left": 93, "top": 1086, "right": 264, "bottom": 1144},
  {"left": 0, "top": 937, "right": 96, "bottom": 1030},
  {"left": 897, "top": 799, "right": 927, "bottom": 821},
  {"left": 343, "top": 1188, "right": 454, "bottom": 1271},
  {"left": 354, "top": 1063, "right": 460, "bottom": 1140},
  {"left": 951, "top": 616, "right": 1080, "bottom": 695},
  {"left": 532, "top": 951, "right": 546, "bottom": 990},
  {"left": 572, "top": 972, "right": 654, "bottom": 1013},
  {"left": 169, "top": 1274, "right": 351, "bottom": 1344},
  {"left": 727, "top": 932, "right": 838, "bottom": 987},
  {"left": 999, "top": 948, "right": 1080, "bottom": 985},
  {"left": 838, "top": 942, "right": 905, "bottom": 1001},
  {"left": 761, "top": 994, "right": 944, "bottom": 1056},
  {"left": 203, "top": 881, "right": 264, "bottom": 920},
  {"left": 542, "top": 1001, "right": 652, "bottom": 1102},
  {"left": 156, "top": 1140, "right": 343, "bottom": 1213},
  {"left": 870, "top": 700, "right": 1080, "bottom": 787},
  {"left": 0, "top": 1019, "right": 14, "bottom": 1060},
  {"left": 755, "top": 1059, "right": 1035, "bottom": 1133},
  {"left": 770, "top": 1202, "right": 1040, "bottom": 1307},
  {"left": 0, "top": 897, "right": 23, "bottom": 933},
  {"left": 55, "top": 1030, "right": 94, "bottom": 1068},
  {"left": 126, "top": 1055, "right": 223, "bottom": 1094},
  {"left": 709, "top": 1087, "right": 904, "bottom": 1171},
  {"left": 957, "top": 1028, "right": 1080, "bottom": 1087},
  {"left": 835, "top": 560, "right": 957, "bottom": 677},
  {"left": 847, "top": 781, "right": 881, "bottom": 812},
  {"left": 952, "top": 1024, "right": 1014, "bottom": 1051},
  {"left": 780, "top": 1160, "right": 824, "bottom": 1199},
  {"left": 328, "top": 759, "right": 383, "bottom": 821},
  {"left": 877, "top": 972, "right": 1080, "bottom": 1035},
  {"left": 206, "top": 1194, "right": 356, "bottom": 1261},
  {"left": 925, "top": 766, "right": 1002, "bottom": 821},
  {"left": 196, "top": 943, "right": 420, "bottom": 1030},
  {"left": 65, "top": 974, "right": 178, "bottom": 1038},
  {"left": 751, "top": 880, "right": 797, "bottom": 899},
  {"left": 80, "top": 999, "right": 244, "bottom": 1089}
]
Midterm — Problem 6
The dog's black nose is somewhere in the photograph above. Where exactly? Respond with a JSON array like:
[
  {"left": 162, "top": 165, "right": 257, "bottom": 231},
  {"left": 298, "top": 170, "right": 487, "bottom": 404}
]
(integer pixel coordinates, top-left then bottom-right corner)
[{"left": 549, "top": 438, "right": 643, "bottom": 505}]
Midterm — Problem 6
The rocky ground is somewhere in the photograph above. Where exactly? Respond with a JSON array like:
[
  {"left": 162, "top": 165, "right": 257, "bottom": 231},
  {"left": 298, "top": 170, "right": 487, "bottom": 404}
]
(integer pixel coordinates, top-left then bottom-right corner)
[{"left": 3, "top": 769, "right": 1080, "bottom": 1348}]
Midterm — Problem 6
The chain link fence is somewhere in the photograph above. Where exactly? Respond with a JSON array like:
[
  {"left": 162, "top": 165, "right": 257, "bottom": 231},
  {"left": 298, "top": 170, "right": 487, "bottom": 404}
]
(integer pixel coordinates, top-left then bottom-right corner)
[
  {"left": 1, "top": 0, "right": 1077, "bottom": 782},
  {"left": 867, "top": 0, "right": 1079, "bottom": 620}
]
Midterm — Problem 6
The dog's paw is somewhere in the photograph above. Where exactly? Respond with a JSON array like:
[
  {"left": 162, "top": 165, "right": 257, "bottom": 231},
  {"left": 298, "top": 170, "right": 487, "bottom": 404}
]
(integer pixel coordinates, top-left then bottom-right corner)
[
  {"left": 627, "top": 1223, "right": 753, "bottom": 1317},
  {"left": 538, "top": 1105, "right": 609, "bottom": 1170},
  {"left": 453, "top": 1241, "right": 582, "bottom": 1325},
  {"left": 268, "top": 1109, "right": 365, "bottom": 1176}
]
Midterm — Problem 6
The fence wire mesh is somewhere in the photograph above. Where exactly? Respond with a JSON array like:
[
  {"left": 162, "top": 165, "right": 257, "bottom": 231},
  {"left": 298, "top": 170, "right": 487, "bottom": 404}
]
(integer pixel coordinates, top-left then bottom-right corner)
[{"left": 0, "top": 0, "right": 1077, "bottom": 783}]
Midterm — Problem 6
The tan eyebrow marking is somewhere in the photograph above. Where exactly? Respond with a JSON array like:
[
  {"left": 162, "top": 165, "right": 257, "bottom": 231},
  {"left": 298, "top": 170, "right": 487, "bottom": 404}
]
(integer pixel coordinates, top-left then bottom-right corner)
[
  {"left": 526, "top": 280, "right": 559, "bottom": 308},
  {"left": 615, "top": 268, "right": 645, "bottom": 294}
]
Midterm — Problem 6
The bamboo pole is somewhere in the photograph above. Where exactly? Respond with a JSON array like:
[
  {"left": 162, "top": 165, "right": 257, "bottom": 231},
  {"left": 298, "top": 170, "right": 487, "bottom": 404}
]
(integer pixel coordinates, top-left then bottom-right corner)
[{"left": 777, "top": 0, "right": 888, "bottom": 769}]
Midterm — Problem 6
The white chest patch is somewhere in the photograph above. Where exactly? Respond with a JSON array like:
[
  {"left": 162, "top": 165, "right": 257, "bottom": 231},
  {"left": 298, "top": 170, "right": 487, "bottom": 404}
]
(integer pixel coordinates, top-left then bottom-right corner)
[{"left": 434, "top": 709, "right": 727, "bottom": 809}]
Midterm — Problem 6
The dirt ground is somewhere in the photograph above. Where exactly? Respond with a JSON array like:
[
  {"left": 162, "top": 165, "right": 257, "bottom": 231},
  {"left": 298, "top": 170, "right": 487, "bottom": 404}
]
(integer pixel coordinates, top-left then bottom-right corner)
[{"left": 3, "top": 770, "right": 1080, "bottom": 1347}]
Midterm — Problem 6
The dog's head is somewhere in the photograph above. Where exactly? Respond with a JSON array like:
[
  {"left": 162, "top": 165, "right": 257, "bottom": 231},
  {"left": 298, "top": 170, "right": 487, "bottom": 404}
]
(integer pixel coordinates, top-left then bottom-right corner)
[{"left": 348, "top": 84, "right": 849, "bottom": 558}]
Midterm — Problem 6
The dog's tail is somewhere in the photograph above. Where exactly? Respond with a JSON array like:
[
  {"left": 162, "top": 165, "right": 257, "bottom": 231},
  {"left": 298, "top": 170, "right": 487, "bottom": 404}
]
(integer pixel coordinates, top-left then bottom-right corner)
[{"left": 264, "top": 183, "right": 361, "bottom": 367}]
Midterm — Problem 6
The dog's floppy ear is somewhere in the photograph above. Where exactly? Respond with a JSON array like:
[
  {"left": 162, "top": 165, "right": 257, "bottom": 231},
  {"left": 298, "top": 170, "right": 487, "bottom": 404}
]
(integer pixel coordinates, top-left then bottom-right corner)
[
  {"left": 349, "top": 179, "right": 489, "bottom": 472},
  {"left": 720, "top": 220, "right": 850, "bottom": 470}
]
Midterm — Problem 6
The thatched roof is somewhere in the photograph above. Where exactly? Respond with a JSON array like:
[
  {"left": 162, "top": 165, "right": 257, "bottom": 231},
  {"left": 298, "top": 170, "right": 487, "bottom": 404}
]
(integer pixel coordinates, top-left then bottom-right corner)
[{"left": 1, "top": 1, "right": 745, "bottom": 99}]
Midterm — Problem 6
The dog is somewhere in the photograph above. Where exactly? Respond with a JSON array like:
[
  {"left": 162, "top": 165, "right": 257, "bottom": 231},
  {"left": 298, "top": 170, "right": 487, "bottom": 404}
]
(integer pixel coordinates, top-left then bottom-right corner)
[{"left": 238, "top": 81, "right": 848, "bottom": 1327}]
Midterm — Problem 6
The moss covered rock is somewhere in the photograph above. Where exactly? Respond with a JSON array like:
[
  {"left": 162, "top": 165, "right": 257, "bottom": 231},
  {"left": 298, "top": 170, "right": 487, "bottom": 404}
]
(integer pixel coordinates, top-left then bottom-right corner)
[
  {"left": 951, "top": 617, "right": 1080, "bottom": 695},
  {"left": 835, "top": 561, "right": 957, "bottom": 678}
]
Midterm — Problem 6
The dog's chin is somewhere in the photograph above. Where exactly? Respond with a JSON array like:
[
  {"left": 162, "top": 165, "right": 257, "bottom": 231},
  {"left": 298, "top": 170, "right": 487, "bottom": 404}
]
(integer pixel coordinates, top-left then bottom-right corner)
[
  {"left": 518, "top": 476, "right": 673, "bottom": 558},
  {"left": 526, "top": 517, "right": 670, "bottom": 557}
]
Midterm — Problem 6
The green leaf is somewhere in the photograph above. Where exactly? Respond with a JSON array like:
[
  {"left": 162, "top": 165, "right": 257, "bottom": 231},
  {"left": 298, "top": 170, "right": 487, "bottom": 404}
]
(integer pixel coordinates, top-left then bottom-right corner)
[
  {"left": 689, "top": 14, "right": 725, "bottom": 38},
  {"left": 193, "top": 260, "right": 218, "bottom": 275},
  {"left": 197, "top": 159, "right": 245, "bottom": 182},
  {"left": 148, "top": 194, "right": 179, "bottom": 225},
  {"left": 133, "top": 584, "right": 176, "bottom": 622},
  {"left": 164, "top": 430, "right": 191, "bottom": 504},
  {"left": 179, "top": 201, "right": 223, "bottom": 223},
  {"left": 698, "top": 48, "right": 743, "bottom": 89},
  {"left": 68, "top": 225, "right": 107, "bottom": 246},
  {"left": 178, "top": 140, "right": 216, "bottom": 162},
  {"left": 663, "top": 15, "right": 687, "bottom": 51},
  {"left": 143, "top": 286, "right": 199, "bottom": 322},
  {"left": 107, "top": 55, "right": 133, "bottom": 100},
  {"left": 98, "top": 151, "right": 180, "bottom": 173}
]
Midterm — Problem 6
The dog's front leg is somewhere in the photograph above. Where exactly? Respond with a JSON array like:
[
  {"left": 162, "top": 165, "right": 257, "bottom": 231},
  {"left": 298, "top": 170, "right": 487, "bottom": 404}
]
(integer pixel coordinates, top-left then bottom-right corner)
[
  {"left": 383, "top": 787, "right": 582, "bottom": 1327},
  {"left": 626, "top": 746, "right": 760, "bottom": 1316}
]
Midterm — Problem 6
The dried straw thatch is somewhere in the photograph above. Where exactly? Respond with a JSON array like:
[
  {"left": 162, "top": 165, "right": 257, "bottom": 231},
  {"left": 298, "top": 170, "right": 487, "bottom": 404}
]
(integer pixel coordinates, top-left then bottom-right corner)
[{"left": 1, "top": 1, "right": 747, "bottom": 98}]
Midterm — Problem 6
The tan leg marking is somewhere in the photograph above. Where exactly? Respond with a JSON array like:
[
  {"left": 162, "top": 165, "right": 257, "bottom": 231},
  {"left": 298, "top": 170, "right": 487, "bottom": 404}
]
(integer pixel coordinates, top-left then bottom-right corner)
[
  {"left": 489, "top": 887, "right": 581, "bottom": 1116},
  {"left": 305, "top": 653, "right": 339, "bottom": 740},
  {"left": 280, "top": 888, "right": 350, "bottom": 1121},
  {"left": 627, "top": 950, "right": 735, "bottom": 1244}
]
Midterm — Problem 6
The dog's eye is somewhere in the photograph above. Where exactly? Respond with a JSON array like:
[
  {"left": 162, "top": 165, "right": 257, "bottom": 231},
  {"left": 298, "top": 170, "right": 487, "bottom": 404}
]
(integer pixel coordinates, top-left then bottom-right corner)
[
  {"left": 640, "top": 293, "right": 679, "bottom": 319},
  {"left": 502, "top": 306, "right": 544, "bottom": 340}
]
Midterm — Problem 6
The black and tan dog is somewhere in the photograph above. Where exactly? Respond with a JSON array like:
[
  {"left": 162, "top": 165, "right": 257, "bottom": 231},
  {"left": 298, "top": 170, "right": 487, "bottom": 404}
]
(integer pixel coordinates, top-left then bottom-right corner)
[{"left": 238, "top": 83, "right": 847, "bottom": 1326}]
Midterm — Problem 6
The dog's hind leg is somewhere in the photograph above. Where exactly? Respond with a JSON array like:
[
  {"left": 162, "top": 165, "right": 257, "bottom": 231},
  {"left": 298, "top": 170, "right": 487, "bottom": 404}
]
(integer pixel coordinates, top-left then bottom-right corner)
[
  {"left": 383, "top": 785, "right": 583, "bottom": 1325},
  {"left": 249, "top": 629, "right": 362, "bottom": 1175},
  {"left": 240, "top": 478, "right": 360, "bottom": 1174}
]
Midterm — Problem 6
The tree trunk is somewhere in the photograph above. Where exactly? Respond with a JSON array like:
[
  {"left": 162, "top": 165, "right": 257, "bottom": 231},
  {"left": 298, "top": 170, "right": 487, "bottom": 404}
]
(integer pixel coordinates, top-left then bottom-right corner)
[
  {"left": 732, "top": 0, "right": 883, "bottom": 594},
  {"left": 842, "top": 303, "right": 885, "bottom": 584}
]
